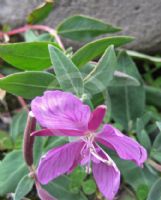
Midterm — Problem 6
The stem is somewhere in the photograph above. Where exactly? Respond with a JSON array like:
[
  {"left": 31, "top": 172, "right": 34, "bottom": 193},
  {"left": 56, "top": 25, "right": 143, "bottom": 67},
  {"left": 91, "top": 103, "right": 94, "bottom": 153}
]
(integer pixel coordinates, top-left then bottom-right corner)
[
  {"left": 17, "top": 96, "right": 29, "bottom": 112},
  {"left": 147, "top": 159, "right": 161, "bottom": 172},
  {"left": 0, "top": 24, "right": 65, "bottom": 50}
]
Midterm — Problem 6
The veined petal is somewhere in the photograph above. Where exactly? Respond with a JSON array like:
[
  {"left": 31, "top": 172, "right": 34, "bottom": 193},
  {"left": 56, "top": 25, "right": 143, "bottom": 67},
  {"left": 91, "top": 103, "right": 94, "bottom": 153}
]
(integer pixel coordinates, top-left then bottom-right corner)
[
  {"left": 31, "top": 128, "right": 84, "bottom": 137},
  {"left": 88, "top": 105, "right": 107, "bottom": 131},
  {"left": 92, "top": 147, "right": 120, "bottom": 200},
  {"left": 31, "top": 90, "right": 91, "bottom": 133},
  {"left": 96, "top": 125, "right": 147, "bottom": 166},
  {"left": 37, "top": 141, "right": 84, "bottom": 184}
]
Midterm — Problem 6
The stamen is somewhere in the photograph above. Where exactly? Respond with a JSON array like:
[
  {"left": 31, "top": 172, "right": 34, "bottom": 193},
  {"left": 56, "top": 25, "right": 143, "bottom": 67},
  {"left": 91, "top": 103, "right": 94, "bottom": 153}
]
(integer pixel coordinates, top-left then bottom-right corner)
[{"left": 90, "top": 149, "right": 113, "bottom": 166}]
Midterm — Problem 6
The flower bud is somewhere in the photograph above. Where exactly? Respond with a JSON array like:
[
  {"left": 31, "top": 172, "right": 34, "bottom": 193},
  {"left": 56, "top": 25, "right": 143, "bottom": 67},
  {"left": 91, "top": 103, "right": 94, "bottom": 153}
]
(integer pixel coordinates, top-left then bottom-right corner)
[{"left": 23, "top": 111, "right": 36, "bottom": 166}]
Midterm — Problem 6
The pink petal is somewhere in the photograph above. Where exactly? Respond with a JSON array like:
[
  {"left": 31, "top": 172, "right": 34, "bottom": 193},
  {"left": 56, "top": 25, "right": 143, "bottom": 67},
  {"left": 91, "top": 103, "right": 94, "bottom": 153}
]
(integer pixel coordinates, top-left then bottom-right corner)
[
  {"left": 31, "top": 90, "right": 91, "bottom": 133},
  {"left": 96, "top": 125, "right": 147, "bottom": 166},
  {"left": 92, "top": 148, "right": 120, "bottom": 200},
  {"left": 31, "top": 128, "right": 84, "bottom": 137},
  {"left": 88, "top": 105, "right": 107, "bottom": 131},
  {"left": 37, "top": 141, "right": 84, "bottom": 184}
]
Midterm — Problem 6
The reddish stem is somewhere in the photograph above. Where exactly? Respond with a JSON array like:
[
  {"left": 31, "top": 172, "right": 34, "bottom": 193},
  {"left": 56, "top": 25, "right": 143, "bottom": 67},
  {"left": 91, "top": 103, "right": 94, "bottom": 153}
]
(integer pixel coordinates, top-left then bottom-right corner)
[
  {"left": 17, "top": 96, "right": 29, "bottom": 112},
  {"left": 0, "top": 24, "right": 65, "bottom": 50}
]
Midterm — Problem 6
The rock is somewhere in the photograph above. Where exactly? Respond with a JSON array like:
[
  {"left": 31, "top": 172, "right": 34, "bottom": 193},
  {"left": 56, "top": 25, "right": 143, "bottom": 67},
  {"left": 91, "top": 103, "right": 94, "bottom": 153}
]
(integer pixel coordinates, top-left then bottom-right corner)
[{"left": 0, "top": 0, "right": 161, "bottom": 53}]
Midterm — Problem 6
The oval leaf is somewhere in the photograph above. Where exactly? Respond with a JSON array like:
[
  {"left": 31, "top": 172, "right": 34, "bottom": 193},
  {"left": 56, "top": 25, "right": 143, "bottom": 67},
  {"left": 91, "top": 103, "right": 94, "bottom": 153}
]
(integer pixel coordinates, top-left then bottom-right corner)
[
  {"left": 14, "top": 175, "right": 34, "bottom": 200},
  {"left": 0, "top": 150, "right": 27, "bottom": 196},
  {"left": 72, "top": 36, "right": 134, "bottom": 67},
  {"left": 27, "top": 1, "right": 54, "bottom": 24},
  {"left": 0, "top": 42, "right": 60, "bottom": 70},
  {"left": 84, "top": 45, "right": 117, "bottom": 95},
  {"left": 109, "top": 71, "right": 140, "bottom": 87},
  {"left": 108, "top": 51, "right": 145, "bottom": 130},
  {"left": 57, "top": 15, "right": 121, "bottom": 41},
  {"left": 48, "top": 45, "right": 84, "bottom": 97},
  {"left": 147, "top": 178, "right": 161, "bottom": 200},
  {"left": 10, "top": 110, "right": 28, "bottom": 142},
  {"left": 0, "top": 72, "right": 57, "bottom": 99}
]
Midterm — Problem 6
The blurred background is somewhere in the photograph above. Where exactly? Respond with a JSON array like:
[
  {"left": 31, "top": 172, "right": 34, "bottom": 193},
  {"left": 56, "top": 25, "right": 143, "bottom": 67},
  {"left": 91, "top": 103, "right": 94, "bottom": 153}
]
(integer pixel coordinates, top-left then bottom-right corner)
[{"left": 0, "top": 0, "right": 161, "bottom": 53}]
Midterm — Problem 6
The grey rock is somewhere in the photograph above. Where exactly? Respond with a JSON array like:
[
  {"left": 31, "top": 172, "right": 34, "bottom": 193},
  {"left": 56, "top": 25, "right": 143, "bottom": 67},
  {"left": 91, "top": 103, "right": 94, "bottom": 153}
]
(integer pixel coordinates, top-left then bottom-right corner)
[{"left": 0, "top": 0, "right": 161, "bottom": 53}]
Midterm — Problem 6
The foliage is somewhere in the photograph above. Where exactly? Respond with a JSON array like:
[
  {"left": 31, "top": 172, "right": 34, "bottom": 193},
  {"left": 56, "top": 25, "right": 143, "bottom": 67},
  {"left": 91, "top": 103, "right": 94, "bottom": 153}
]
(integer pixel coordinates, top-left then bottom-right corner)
[{"left": 0, "top": 2, "right": 161, "bottom": 200}]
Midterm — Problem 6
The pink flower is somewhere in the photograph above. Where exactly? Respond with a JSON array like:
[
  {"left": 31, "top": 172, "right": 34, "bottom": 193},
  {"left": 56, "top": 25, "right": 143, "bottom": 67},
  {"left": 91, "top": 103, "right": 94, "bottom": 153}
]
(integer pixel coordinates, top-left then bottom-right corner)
[{"left": 31, "top": 90, "right": 147, "bottom": 200}]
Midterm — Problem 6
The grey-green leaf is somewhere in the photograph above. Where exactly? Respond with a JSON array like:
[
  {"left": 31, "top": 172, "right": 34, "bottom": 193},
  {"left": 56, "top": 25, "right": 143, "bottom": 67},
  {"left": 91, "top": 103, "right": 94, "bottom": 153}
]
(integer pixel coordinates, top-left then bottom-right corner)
[
  {"left": 10, "top": 110, "right": 28, "bottom": 142},
  {"left": 108, "top": 51, "right": 145, "bottom": 130},
  {"left": 44, "top": 176, "right": 87, "bottom": 200},
  {"left": 0, "top": 150, "right": 27, "bottom": 196},
  {"left": 127, "top": 50, "right": 161, "bottom": 64},
  {"left": 109, "top": 71, "right": 140, "bottom": 87},
  {"left": 57, "top": 15, "right": 121, "bottom": 41},
  {"left": 84, "top": 45, "right": 117, "bottom": 95},
  {"left": 48, "top": 45, "right": 84, "bottom": 97},
  {"left": 0, "top": 71, "right": 57, "bottom": 99},
  {"left": 0, "top": 42, "right": 60, "bottom": 70},
  {"left": 14, "top": 175, "right": 34, "bottom": 200},
  {"left": 147, "top": 178, "right": 161, "bottom": 200},
  {"left": 72, "top": 36, "right": 134, "bottom": 68}
]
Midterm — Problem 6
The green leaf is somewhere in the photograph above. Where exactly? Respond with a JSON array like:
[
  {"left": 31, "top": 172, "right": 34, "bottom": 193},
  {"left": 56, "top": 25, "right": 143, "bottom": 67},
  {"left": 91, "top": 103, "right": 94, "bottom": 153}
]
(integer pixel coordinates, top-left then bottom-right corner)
[
  {"left": 57, "top": 15, "right": 121, "bottom": 41},
  {"left": 33, "top": 136, "right": 44, "bottom": 165},
  {"left": 156, "top": 121, "right": 161, "bottom": 131},
  {"left": 49, "top": 45, "right": 84, "bottom": 96},
  {"left": 0, "top": 130, "right": 13, "bottom": 150},
  {"left": 115, "top": 158, "right": 158, "bottom": 197},
  {"left": 136, "top": 130, "right": 151, "bottom": 151},
  {"left": 72, "top": 36, "right": 134, "bottom": 68},
  {"left": 145, "top": 86, "right": 161, "bottom": 109},
  {"left": 81, "top": 62, "right": 139, "bottom": 88},
  {"left": 69, "top": 167, "right": 86, "bottom": 192},
  {"left": 10, "top": 110, "right": 28, "bottom": 142},
  {"left": 82, "top": 179, "right": 96, "bottom": 195},
  {"left": 147, "top": 178, "right": 161, "bottom": 200},
  {"left": 44, "top": 136, "right": 68, "bottom": 152},
  {"left": 108, "top": 51, "right": 145, "bottom": 130},
  {"left": 14, "top": 175, "right": 34, "bottom": 200},
  {"left": 27, "top": 1, "right": 53, "bottom": 24},
  {"left": 150, "top": 131, "right": 161, "bottom": 163},
  {"left": 0, "top": 42, "right": 60, "bottom": 70},
  {"left": 127, "top": 50, "right": 161, "bottom": 64},
  {"left": 0, "top": 71, "right": 57, "bottom": 99},
  {"left": 0, "top": 150, "right": 27, "bottom": 196},
  {"left": 44, "top": 176, "right": 87, "bottom": 200},
  {"left": 109, "top": 71, "right": 140, "bottom": 87},
  {"left": 136, "top": 184, "right": 149, "bottom": 200},
  {"left": 24, "top": 30, "right": 54, "bottom": 42},
  {"left": 84, "top": 45, "right": 117, "bottom": 95}
]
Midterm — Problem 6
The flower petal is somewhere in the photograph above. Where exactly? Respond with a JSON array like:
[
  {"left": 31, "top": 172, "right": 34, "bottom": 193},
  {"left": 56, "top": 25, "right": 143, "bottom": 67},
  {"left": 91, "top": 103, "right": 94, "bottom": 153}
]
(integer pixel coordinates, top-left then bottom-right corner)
[
  {"left": 31, "top": 128, "right": 84, "bottom": 137},
  {"left": 88, "top": 105, "right": 107, "bottom": 131},
  {"left": 37, "top": 141, "right": 84, "bottom": 184},
  {"left": 96, "top": 125, "right": 147, "bottom": 166},
  {"left": 31, "top": 90, "right": 91, "bottom": 133},
  {"left": 92, "top": 148, "right": 120, "bottom": 200}
]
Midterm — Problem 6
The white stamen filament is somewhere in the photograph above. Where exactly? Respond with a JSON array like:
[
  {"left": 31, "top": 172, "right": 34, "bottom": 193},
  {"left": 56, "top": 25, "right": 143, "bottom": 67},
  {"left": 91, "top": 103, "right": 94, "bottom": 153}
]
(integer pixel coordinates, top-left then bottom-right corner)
[{"left": 90, "top": 148, "right": 113, "bottom": 165}]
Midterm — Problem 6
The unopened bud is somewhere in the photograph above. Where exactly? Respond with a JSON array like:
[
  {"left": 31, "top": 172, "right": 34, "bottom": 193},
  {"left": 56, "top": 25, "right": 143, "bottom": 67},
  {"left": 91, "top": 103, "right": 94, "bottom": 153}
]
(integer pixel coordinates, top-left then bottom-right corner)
[{"left": 23, "top": 111, "right": 36, "bottom": 166}]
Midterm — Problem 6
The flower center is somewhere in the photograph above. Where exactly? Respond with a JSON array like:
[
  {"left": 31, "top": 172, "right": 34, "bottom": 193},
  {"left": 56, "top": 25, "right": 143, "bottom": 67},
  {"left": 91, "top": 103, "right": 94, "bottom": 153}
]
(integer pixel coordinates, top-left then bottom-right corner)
[{"left": 80, "top": 132, "right": 113, "bottom": 173}]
